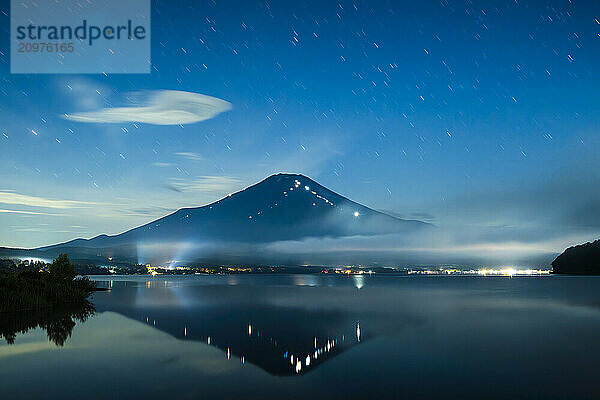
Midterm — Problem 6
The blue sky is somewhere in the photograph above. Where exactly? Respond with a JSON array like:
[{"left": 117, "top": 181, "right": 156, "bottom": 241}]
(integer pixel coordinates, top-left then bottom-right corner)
[{"left": 0, "top": 0, "right": 599, "bottom": 259}]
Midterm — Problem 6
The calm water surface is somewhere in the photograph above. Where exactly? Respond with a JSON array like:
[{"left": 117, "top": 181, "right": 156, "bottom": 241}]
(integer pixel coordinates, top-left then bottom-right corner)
[{"left": 2, "top": 274, "right": 600, "bottom": 399}]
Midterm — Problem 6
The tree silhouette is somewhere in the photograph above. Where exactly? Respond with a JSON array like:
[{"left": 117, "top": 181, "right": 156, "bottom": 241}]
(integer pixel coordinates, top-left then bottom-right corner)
[
  {"left": 48, "top": 254, "right": 76, "bottom": 282},
  {"left": 0, "top": 301, "right": 95, "bottom": 346}
]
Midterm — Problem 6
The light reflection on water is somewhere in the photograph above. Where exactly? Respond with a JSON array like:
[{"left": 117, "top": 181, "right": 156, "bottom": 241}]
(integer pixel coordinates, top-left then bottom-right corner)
[
  {"left": 2, "top": 275, "right": 600, "bottom": 399},
  {"left": 107, "top": 279, "right": 365, "bottom": 376}
]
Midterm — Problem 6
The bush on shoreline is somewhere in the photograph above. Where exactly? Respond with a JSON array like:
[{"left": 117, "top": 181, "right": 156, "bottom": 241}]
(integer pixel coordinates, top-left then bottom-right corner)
[{"left": 0, "top": 254, "right": 97, "bottom": 313}]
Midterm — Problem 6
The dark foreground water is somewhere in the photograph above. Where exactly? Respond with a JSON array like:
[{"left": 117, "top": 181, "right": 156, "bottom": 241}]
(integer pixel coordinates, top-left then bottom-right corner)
[{"left": 2, "top": 274, "right": 600, "bottom": 399}]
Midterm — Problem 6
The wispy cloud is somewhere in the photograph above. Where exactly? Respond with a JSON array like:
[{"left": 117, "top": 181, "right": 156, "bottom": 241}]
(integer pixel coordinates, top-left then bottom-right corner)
[
  {"left": 63, "top": 90, "right": 232, "bottom": 125},
  {"left": 0, "top": 209, "right": 60, "bottom": 216},
  {"left": 12, "top": 227, "right": 46, "bottom": 232},
  {"left": 97, "top": 206, "right": 174, "bottom": 219},
  {"left": 0, "top": 191, "right": 96, "bottom": 209},
  {"left": 253, "top": 134, "right": 344, "bottom": 178},
  {"left": 167, "top": 176, "right": 242, "bottom": 194},
  {"left": 165, "top": 184, "right": 183, "bottom": 193},
  {"left": 175, "top": 152, "right": 204, "bottom": 161},
  {"left": 152, "top": 162, "right": 174, "bottom": 167}
]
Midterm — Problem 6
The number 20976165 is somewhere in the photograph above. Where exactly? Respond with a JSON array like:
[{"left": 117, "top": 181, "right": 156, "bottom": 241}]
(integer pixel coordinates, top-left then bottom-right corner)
[{"left": 17, "top": 42, "right": 74, "bottom": 53}]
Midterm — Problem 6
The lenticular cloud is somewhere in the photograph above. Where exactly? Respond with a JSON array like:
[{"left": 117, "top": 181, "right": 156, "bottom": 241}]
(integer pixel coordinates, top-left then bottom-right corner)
[{"left": 64, "top": 90, "right": 232, "bottom": 125}]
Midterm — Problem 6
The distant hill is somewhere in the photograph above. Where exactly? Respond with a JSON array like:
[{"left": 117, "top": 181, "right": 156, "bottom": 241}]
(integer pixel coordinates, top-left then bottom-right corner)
[
  {"left": 0, "top": 173, "right": 430, "bottom": 265},
  {"left": 552, "top": 240, "right": 600, "bottom": 275}
]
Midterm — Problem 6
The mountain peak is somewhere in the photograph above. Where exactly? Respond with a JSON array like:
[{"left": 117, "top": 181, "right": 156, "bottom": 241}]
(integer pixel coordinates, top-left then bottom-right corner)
[
  {"left": 269, "top": 172, "right": 310, "bottom": 178},
  {"left": 259, "top": 172, "right": 315, "bottom": 184},
  {"left": 228, "top": 173, "right": 325, "bottom": 203}
]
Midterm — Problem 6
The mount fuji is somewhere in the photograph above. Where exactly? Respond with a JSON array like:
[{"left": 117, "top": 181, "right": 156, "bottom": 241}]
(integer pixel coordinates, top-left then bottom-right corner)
[{"left": 2, "top": 173, "right": 430, "bottom": 265}]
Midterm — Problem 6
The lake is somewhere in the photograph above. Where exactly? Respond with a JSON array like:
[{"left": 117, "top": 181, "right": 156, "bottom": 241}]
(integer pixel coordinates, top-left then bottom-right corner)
[{"left": 2, "top": 274, "right": 600, "bottom": 399}]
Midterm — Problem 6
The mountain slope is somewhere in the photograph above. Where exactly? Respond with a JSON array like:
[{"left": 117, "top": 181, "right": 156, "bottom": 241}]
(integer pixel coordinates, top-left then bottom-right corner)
[{"left": 25, "top": 173, "right": 429, "bottom": 264}]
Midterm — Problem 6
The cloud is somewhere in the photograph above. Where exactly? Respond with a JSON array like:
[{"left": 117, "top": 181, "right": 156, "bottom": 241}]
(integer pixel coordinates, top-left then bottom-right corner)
[
  {"left": 376, "top": 210, "right": 436, "bottom": 222},
  {"left": 164, "top": 184, "right": 183, "bottom": 193},
  {"left": 0, "top": 209, "right": 59, "bottom": 216},
  {"left": 251, "top": 134, "right": 344, "bottom": 178},
  {"left": 0, "top": 191, "right": 96, "bottom": 209},
  {"left": 167, "top": 176, "right": 242, "bottom": 194},
  {"left": 152, "top": 162, "right": 174, "bottom": 167},
  {"left": 175, "top": 152, "right": 204, "bottom": 161},
  {"left": 63, "top": 90, "right": 232, "bottom": 125},
  {"left": 434, "top": 171, "right": 600, "bottom": 242},
  {"left": 96, "top": 206, "right": 175, "bottom": 219},
  {"left": 12, "top": 227, "right": 46, "bottom": 232},
  {"left": 409, "top": 212, "right": 436, "bottom": 221},
  {"left": 259, "top": 230, "right": 563, "bottom": 267}
]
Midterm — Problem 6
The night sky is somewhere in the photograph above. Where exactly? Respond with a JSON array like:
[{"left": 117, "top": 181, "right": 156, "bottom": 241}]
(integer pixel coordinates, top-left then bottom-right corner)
[{"left": 0, "top": 0, "right": 599, "bottom": 263}]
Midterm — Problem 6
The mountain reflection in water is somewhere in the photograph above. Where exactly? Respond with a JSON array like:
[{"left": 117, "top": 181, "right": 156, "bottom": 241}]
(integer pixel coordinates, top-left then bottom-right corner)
[{"left": 92, "top": 277, "right": 384, "bottom": 376}]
